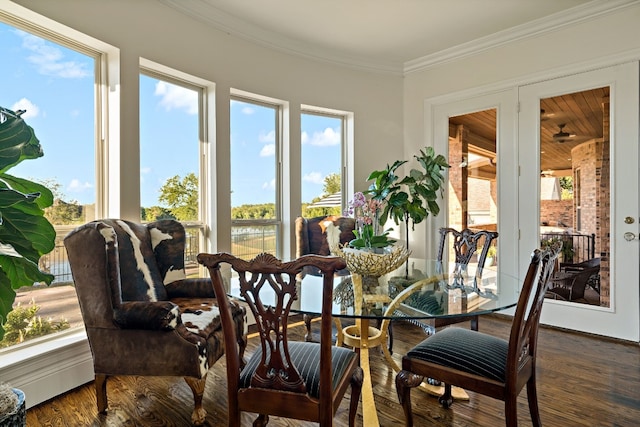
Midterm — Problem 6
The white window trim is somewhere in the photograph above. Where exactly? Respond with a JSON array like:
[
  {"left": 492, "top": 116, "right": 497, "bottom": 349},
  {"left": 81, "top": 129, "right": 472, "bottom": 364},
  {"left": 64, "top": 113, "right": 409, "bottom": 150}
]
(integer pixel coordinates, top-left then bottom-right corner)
[
  {"left": 230, "top": 90, "right": 287, "bottom": 258},
  {"left": 0, "top": 1, "right": 117, "bottom": 408},
  {"left": 300, "top": 105, "right": 355, "bottom": 211}
]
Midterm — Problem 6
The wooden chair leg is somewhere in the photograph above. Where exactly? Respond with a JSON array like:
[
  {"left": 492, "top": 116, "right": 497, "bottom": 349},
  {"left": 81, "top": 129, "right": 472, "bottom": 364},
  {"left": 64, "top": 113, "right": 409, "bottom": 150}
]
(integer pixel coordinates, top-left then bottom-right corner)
[
  {"left": 527, "top": 376, "right": 542, "bottom": 427},
  {"left": 504, "top": 394, "right": 519, "bottom": 427},
  {"left": 184, "top": 376, "right": 207, "bottom": 426},
  {"left": 386, "top": 319, "right": 395, "bottom": 354},
  {"left": 349, "top": 366, "right": 364, "bottom": 427},
  {"left": 303, "top": 314, "right": 313, "bottom": 341},
  {"left": 396, "top": 370, "right": 423, "bottom": 427},
  {"left": 95, "top": 374, "right": 108, "bottom": 414},
  {"left": 439, "top": 383, "right": 453, "bottom": 409},
  {"left": 253, "top": 414, "right": 269, "bottom": 426},
  {"left": 470, "top": 315, "right": 479, "bottom": 331}
]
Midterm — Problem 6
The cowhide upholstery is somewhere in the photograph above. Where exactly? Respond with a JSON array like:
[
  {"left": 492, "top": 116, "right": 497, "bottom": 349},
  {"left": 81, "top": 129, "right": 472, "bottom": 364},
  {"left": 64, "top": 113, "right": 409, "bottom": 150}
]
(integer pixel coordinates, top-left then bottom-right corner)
[
  {"left": 64, "top": 219, "right": 247, "bottom": 426},
  {"left": 295, "top": 215, "right": 356, "bottom": 277}
]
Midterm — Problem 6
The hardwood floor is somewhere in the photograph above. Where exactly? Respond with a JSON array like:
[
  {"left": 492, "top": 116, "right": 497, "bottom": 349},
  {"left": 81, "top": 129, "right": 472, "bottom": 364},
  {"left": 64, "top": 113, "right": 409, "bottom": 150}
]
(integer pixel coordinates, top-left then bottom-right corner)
[{"left": 27, "top": 315, "right": 640, "bottom": 426}]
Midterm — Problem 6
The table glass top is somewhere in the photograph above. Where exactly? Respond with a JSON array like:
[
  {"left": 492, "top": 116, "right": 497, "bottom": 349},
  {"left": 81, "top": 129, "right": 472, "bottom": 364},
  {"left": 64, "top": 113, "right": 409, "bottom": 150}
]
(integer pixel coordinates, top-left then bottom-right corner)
[{"left": 228, "top": 258, "right": 521, "bottom": 320}]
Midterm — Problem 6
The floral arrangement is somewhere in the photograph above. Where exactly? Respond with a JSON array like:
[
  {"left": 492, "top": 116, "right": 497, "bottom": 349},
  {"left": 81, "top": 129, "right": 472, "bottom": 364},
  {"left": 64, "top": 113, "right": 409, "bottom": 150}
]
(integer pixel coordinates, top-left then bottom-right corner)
[{"left": 344, "top": 191, "right": 396, "bottom": 250}]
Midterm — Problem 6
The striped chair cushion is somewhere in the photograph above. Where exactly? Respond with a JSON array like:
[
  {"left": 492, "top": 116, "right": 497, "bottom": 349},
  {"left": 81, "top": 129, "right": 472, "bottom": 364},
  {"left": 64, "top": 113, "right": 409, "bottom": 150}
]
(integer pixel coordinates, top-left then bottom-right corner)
[
  {"left": 240, "top": 341, "right": 357, "bottom": 398},
  {"left": 407, "top": 327, "right": 508, "bottom": 382}
]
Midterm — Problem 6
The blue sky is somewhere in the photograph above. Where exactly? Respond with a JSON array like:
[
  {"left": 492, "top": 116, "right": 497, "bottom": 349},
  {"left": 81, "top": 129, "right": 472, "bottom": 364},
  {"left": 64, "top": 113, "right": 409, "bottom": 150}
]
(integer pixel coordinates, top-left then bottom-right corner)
[{"left": 1, "top": 21, "right": 341, "bottom": 209}]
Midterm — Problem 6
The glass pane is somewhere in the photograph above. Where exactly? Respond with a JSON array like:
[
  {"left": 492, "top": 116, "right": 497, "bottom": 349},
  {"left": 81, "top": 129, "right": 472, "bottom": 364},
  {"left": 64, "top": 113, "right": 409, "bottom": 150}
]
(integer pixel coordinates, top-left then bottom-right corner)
[
  {"left": 301, "top": 112, "right": 343, "bottom": 217},
  {"left": 540, "top": 87, "right": 608, "bottom": 307},
  {"left": 140, "top": 74, "right": 200, "bottom": 222},
  {"left": 0, "top": 23, "right": 96, "bottom": 349},
  {"left": 230, "top": 98, "right": 278, "bottom": 259},
  {"left": 448, "top": 109, "right": 499, "bottom": 272}
]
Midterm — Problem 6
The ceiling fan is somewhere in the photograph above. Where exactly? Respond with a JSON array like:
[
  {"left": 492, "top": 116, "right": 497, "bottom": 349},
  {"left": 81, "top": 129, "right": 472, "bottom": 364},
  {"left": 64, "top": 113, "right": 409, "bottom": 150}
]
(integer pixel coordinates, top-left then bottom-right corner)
[{"left": 552, "top": 123, "right": 576, "bottom": 143}]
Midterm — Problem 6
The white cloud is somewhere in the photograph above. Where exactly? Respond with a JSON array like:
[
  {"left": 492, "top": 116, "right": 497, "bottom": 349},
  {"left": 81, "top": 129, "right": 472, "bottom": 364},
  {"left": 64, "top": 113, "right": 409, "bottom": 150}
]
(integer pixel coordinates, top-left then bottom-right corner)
[
  {"left": 304, "top": 127, "right": 340, "bottom": 146},
  {"left": 303, "top": 172, "right": 324, "bottom": 184},
  {"left": 259, "top": 130, "right": 275, "bottom": 143},
  {"left": 242, "top": 106, "right": 254, "bottom": 115},
  {"left": 262, "top": 178, "right": 276, "bottom": 190},
  {"left": 141, "top": 167, "right": 152, "bottom": 174},
  {"left": 154, "top": 81, "right": 198, "bottom": 115},
  {"left": 260, "top": 143, "right": 275, "bottom": 157},
  {"left": 301, "top": 131, "right": 309, "bottom": 144},
  {"left": 67, "top": 179, "right": 93, "bottom": 193},
  {"left": 11, "top": 98, "right": 39, "bottom": 119},
  {"left": 17, "top": 30, "right": 90, "bottom": 78}
]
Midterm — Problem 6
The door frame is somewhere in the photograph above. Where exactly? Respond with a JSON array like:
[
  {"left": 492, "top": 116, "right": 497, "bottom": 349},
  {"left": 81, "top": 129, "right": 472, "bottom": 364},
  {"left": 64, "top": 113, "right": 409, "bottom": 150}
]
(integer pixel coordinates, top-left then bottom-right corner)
[
  {"left": 518, "top": 62, "right": 639, "bottom": 341},
  {"left": 427, "top": 89, "right": 519, "bottom": 280}
]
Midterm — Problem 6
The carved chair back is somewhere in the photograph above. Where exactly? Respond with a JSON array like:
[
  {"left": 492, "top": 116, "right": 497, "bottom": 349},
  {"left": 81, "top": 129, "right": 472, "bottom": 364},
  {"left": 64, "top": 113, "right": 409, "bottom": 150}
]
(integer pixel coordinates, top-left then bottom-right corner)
[{"left": 197, "top": 252, "right": 362, "bottom": 426}]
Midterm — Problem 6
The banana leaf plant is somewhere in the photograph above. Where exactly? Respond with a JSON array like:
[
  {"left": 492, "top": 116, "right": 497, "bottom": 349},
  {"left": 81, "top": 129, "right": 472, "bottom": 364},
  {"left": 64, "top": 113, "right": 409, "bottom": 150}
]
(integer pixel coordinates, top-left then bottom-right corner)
[
  {"left": 366, "top": 146, "right": 450, "bottom": 278},
  {"left": 0, "top": 106, "right": 55, "bottom": 340}
]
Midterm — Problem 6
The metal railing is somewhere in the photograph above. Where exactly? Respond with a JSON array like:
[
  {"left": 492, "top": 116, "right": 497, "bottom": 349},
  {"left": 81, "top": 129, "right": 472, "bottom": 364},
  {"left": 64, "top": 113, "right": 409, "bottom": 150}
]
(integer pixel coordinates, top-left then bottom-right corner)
[
  {"left": 38, "top": 223, "right": 277, "bottom": 283},
  {"left": 540, "top": 232, "right": 596, "bottom": 264}
]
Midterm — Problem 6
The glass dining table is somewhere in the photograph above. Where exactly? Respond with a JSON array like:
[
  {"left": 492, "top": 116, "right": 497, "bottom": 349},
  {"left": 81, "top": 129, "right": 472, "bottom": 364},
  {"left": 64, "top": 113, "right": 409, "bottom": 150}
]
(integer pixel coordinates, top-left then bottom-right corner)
[{"left": 229, "top": 254, "right": 522, "bottom": 426}]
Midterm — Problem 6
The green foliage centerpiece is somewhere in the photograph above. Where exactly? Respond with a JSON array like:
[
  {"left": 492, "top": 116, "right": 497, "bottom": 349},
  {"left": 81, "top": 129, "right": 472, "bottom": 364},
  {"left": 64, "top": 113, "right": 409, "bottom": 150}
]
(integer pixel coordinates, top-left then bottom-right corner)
[
  {"left": 0, "top": 106, "right": 56, "bottom": 341},
  {"left": 367, "top": 146, "right": 450, "bottom": 279}
]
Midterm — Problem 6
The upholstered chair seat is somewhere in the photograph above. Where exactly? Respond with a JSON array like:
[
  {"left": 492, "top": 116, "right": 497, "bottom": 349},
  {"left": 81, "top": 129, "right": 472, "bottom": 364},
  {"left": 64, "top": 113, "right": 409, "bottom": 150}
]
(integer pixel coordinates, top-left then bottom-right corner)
[{"left": 64, "top": 219, "right": 247, "bottom": 426}]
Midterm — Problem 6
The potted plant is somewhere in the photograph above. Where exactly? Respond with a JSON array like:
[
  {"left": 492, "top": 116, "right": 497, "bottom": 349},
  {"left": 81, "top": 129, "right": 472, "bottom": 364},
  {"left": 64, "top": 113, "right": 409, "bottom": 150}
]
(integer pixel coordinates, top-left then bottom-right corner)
[
  {"left": 0, "top": 106, "right": 56, "bottom": 340},
  {"left": 367, "top": 146, "right": 450, "bottom": 278},
  {"left": 0, "top": 382, "right": 25, "bottom": 426},
  {"left": 485, "top": 245, "right": 497, "bottom": 266}
]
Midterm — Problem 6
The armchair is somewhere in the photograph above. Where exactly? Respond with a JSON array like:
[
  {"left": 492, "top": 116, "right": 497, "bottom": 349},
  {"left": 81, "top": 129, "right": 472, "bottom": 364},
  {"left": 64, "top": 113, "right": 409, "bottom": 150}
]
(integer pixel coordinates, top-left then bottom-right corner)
[
  {"left": 295, "top": 215, "right": 356, "bottom": 341},
  {"left": 64, "top": 219, "right": 247, "bottom": 426}
]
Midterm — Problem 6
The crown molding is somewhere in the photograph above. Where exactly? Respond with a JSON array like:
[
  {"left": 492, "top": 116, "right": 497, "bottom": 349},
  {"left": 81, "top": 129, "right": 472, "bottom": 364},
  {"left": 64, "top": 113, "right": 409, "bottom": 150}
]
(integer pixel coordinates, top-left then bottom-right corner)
[
  {"left": 157, "top": 0, "right": 403, "bottom": 75},
  {"left": 159, "top": 0, "right": 639, "bottom": 76},
  {"left": 404, "top": 0, "right": 640, "bottom": 74}
]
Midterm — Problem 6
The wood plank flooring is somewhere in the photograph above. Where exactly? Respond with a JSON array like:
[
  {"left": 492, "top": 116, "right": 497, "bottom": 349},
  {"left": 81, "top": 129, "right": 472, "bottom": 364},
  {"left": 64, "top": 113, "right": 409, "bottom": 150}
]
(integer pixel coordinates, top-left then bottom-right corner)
[{"left": 26, "top": 315, "right": 640, "bottom": 426}]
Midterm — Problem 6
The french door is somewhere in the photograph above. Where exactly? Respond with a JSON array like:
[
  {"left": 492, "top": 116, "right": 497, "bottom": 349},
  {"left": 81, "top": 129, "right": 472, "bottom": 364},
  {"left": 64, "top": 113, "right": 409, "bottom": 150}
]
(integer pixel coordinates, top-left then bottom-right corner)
[{"left": 518, "top": 62, "right": 640, "bottom": 341}]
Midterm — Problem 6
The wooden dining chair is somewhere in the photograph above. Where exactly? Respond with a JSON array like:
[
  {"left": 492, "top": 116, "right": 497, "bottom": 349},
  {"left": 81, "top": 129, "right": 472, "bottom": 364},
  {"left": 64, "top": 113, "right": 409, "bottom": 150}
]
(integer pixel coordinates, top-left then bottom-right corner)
[
  {"left": 197, "top": 252, "right": 363, "bottom": 427},
  {"left": 395, "top": 241, "right": 561, "bottom": 427},
  {"left": 388, "top": 227, "right": 499, "bottom": 352}
]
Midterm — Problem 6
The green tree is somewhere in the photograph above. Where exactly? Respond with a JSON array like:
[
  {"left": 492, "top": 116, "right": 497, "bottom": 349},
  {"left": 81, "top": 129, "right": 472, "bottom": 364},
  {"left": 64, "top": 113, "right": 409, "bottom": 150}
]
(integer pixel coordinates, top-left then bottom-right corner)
[
  {"left": 323, "top": 173, "right": 341, "bottom": 195},
  {"left": 559, "top": 176, "right": 573, "bottom": 200},
  {"left": 141, "top": 205, "right": 175, "bottom": 222},
  {"left": 302, "top": 172, "right": 342, "bottom": 217},
  {"left": 158, "top": 173, "right": 198, "bottom": 221},
  {"left": 36, "top": 178, "right": 83, "bottom": 225}
]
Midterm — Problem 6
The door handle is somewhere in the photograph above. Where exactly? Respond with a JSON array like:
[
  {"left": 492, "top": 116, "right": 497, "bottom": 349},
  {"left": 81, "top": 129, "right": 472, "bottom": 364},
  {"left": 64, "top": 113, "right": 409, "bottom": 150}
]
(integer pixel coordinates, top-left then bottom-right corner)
[{"left": 623, "top": 232, "right": 636, "bottom": 241}]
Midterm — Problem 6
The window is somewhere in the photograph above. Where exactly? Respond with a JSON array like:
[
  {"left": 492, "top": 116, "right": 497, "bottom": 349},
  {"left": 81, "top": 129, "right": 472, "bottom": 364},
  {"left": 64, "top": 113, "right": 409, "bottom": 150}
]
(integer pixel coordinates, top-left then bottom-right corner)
[
  {"left": 301, "top": 111, "right": 344, "bottom": 217},
  {"left": 140, "top": 72, "right": 201, "bottom": 223},
  {"left": 230, "top": 96, "right": 281, "bottom": 259},
  {"left": 0, "top": 19, "right": 99, "bottom": 350}
]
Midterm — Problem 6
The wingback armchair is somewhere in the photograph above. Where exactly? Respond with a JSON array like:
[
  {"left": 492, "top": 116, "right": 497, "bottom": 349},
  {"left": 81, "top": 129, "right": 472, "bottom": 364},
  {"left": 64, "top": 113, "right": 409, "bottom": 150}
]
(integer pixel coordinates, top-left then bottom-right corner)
[
  {"left": 295, "top": 215, "right": 356, "bottom": 341},
  {"left": 64, "top": 219, "right": 247, "bottom": 426}
]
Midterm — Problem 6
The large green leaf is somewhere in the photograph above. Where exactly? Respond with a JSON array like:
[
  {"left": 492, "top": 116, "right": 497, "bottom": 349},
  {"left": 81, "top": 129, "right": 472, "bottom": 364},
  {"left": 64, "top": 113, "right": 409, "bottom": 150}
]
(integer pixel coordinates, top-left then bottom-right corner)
[
  {"left": 0, "top": 106, "right": 55, "bottom": 341},
  {"left": 0, "top": 107, "right": 43, "bottom": 174},
  {"left": 0, "top": 268, "right": 15, "bottom": 338}
]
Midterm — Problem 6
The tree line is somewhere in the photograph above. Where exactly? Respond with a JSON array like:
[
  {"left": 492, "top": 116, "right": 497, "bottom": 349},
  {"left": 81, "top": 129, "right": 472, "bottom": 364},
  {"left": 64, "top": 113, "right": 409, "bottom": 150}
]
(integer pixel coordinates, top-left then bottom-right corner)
[{"left": 42, "top": 172, "right": 343, "bottom": 225}]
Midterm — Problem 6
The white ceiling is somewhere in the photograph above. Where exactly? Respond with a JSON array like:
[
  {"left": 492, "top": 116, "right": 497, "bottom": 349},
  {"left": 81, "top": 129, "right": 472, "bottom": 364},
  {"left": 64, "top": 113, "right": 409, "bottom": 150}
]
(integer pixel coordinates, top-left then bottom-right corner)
[{"left": 158, "top": 0, "right": 630, "bottom": 74}]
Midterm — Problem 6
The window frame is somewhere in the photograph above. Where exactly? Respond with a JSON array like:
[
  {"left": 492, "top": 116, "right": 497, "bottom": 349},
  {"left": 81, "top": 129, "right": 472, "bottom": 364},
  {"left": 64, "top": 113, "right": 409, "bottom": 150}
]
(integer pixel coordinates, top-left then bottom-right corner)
[
  {"left": 0, "top": 4, "right": 118, "bottom": 408},
  {"left": 300, "top": 107, "right": 351, "bottom": 216},
  {"left": 229, "top": 92, "right": 285, "bottom": 259}
]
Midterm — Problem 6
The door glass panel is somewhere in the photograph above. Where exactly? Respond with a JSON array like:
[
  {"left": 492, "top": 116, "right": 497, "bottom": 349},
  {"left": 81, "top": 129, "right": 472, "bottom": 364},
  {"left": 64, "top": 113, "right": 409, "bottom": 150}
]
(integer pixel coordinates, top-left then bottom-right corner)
[
  {"left": 448, "top": 109, "right": 498, "bottom": 271},
  {"left": 539, "top": 87, "right": 609, "bottom": 307}
]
